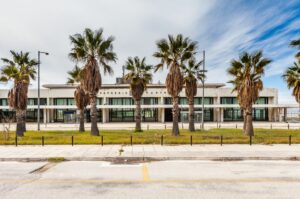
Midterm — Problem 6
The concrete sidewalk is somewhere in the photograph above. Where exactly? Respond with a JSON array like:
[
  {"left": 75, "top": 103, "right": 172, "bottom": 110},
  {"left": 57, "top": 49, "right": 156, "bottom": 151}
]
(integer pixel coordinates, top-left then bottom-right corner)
[
  {"left": 2, "top": 121, "right": 300, "bottom": 131},
  {"left": 1, "top": 144, "right": 300, "bottom": 161}
]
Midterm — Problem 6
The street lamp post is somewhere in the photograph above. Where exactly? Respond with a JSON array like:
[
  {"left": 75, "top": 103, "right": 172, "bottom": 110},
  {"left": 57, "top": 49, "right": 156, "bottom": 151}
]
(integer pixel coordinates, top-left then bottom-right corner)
[
  {"left": 37, "top": 51, "right": 49, "bottom": 131},
  {"left": 201, "top": 50, "right": 205, "bottom": 131}
]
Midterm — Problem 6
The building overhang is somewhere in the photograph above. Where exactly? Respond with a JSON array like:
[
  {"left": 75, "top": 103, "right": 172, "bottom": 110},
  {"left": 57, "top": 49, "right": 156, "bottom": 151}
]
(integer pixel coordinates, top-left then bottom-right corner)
[{"left": 0, "top": 104, "right": 297, "bottom": 110}]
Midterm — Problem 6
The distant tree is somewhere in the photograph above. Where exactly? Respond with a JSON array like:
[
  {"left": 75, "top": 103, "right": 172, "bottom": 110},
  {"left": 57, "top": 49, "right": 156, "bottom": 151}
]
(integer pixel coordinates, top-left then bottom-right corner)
[
  {"left": 69, "top": 28, "right": 117, "bottom": 136},
  {"left": 290, "top": 39, "right": 300, "bottom": 62},
  {"left": 228, "top": 51, "right": 271, "bottom": 136},
  {"left": 154, "top": 34, "right": 197, "bottom": 136},
  {"left": 182, "top": 58, "right": 204, "bottom": 132},
  {"left": 124, "top": 57, "right": 152, "bottom": 132},
  {"left": 0, "top": 51, "right": 38, "bottom": 136},
  {"left": 283, "top": 62, "right": 300, "bottom": 105},
  {"left": 67, "top": 65, "right": 89, "bottom": 132}
]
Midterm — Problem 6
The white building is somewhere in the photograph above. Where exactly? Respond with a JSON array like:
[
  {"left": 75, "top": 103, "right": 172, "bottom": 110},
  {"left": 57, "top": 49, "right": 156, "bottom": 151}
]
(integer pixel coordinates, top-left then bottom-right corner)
[{"left": 0, "top": 80, "right": 293, "bottom": 123}]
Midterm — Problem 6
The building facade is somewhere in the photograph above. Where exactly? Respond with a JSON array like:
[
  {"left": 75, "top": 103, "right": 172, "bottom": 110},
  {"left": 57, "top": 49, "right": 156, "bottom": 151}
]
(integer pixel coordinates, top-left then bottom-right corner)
[{"left": 0, "top": 82, "right": 291, "bottom": 123}]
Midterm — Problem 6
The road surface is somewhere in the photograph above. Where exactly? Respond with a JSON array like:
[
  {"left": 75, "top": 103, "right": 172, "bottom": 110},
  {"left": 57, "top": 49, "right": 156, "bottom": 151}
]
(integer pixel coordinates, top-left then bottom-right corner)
[{"left": 0, "top": 160, "right": 300, "bottom": 198}]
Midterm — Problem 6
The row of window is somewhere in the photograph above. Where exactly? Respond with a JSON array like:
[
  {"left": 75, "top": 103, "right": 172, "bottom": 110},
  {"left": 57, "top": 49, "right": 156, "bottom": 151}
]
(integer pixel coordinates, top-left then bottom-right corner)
[
  {"left": 220, "top": 97, "right": 268, "bottom": 105},
  {"left": 0, "top": 97, "right": 270, "bottom": 106}
]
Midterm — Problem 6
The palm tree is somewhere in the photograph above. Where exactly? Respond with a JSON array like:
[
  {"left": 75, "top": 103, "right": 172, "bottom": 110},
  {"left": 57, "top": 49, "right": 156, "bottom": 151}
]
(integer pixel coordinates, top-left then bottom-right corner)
[
  {"left": 227, "top": 51, "right": 271, "bottom": 136},
  {"left": 290, "top": 39, "right": 300, "bottom": 62},
  {"left": 283, "top": 62, "right": 300, "bottom": 107},
  {"left": 67, "top": 65, "right": 89, "bottom": 132},
  {"left": 124, "top": 57, "right": 152, "bottom": 132},
  {"left": 154, "top": 34, "right": 197, "bottom": 136},
  {"left": 182, "top": 58, "right": 204, "bottom": 132},
  {"left": 0, "top": 51, "right": 38, "bottom": 136},
  {"left": 69, "top": 28, "right": 117, "bottom": 136}
]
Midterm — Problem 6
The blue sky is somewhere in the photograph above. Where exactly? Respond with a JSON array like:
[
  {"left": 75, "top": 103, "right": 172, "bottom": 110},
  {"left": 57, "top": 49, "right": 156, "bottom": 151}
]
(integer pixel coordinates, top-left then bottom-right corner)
[{"left": 0, "top": 0, "right": 299, "bottom": 103}]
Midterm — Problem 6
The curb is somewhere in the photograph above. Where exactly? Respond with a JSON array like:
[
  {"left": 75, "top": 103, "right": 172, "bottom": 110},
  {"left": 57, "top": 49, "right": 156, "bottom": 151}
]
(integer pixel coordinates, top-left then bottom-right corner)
[{"left": 0, "top": 156, "right": 300, "bottom": 162}]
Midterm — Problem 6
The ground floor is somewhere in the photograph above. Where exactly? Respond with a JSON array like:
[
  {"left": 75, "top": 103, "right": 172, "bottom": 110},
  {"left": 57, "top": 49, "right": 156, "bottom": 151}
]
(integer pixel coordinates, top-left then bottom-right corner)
[{"left": 0, "top": 107, "right": 289, "bottom": 123}]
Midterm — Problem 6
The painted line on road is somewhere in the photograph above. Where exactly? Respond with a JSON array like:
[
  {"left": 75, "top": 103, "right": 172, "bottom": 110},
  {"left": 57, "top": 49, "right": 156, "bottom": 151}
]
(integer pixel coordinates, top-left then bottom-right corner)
[
  {"left": 142, "top": 163, "right": 150, "bottom": 182},
  {"left": 1, "top": 178, "right": 300, "bottom": 184}
]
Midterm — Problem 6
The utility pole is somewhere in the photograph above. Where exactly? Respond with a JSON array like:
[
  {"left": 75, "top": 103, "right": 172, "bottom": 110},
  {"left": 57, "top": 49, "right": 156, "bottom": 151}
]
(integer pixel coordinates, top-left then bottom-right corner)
[
  {"left": 37, "top": 51, "right": 49, "bottom": 131},
  {"left": 201, "top": 50, "right": 205, "bottom": 131}
]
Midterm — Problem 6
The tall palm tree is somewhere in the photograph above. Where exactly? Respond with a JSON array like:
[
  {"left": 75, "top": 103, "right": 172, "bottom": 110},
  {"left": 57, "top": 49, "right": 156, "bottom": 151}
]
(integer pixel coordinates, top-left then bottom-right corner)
[
  {"left": 290, "top": 39, "right": 300, "bottom": 62},
  {"left": 0, "top": 51, "right": 38, "bottom": 136},
  {"left": 182, "top": 58, "right": 204, "bottom": 132},
  {"left": 283, "top": 63, "right": 300, "bottom": 107},
  {"left": 124, "top": 57, "right": 152, "bottom": 132},
  {"left": 154, "top": 34, "right": 197, "bottom": 136},
  {"left": 67, "top": 65, "right": 89, "bottom": 132},
  {"left": 69, "top": 28, "right": 117, "bottom": 136},
  {"left": 227, "top": 51, "right": 271, "bottom": 136}
]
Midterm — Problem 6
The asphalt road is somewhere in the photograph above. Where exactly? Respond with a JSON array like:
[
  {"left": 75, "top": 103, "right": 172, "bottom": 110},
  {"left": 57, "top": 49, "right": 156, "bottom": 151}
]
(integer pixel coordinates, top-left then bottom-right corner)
[{"left": 1, "top": 160, "right": 300, "bottom": 199}]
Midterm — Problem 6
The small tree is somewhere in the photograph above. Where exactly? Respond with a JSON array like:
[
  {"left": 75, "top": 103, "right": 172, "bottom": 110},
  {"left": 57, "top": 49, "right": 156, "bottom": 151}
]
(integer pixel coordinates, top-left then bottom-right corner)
[
  {"left": 228, "top": 51, "right": 271, "bottom": 136},
  {"left": 182, "top": 58, "right": 204, "bottom": 132},
  {"left": 67, "top": 65, "right": 89, "bottom": 132},
  {"left": 0, "top": 51, "right": 38, "bottom": 136},
  {"left": 124, "top": 57, "right": 152, "bottom": 132},
  {"left": 154, "top": 34, "right": 197, "bottom": 136},
  {"left": 69, "top": 28, "right": 117, "bottom": 136}
]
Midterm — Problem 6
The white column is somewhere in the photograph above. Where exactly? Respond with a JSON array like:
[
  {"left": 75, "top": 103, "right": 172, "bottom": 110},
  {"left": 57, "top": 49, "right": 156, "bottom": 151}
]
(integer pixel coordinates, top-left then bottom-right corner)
[
  {"left": 161, "top": 108, "right": 165, "bottom": 123},
  {"left": 220, "top": 108, "right": 224, "bottom": 122},
  {"left": 43, "top": 109, "right": 46, "bottom": 124}
]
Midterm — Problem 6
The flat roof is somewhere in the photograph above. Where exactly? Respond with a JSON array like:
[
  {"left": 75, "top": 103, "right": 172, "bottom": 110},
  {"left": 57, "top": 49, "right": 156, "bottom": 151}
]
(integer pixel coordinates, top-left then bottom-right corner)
[{"left": 43, "top": 83, "right": 226, "bottom": 89}]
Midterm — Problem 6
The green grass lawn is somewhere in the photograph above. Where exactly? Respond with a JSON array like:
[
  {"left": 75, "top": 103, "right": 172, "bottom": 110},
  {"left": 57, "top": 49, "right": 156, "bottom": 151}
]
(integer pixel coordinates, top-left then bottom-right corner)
[{"left": 1, "top": 128, "right": 300, "bottom": 145}]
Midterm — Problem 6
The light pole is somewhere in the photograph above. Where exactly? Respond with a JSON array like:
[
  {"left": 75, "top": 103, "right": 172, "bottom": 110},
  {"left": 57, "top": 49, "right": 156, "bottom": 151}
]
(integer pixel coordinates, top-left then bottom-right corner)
[
  {"left": 37, "top": 51, "right": 49, "bottom": 131},
  {"left": 202, "top": 51, "right": 205, "bottom": 130}
]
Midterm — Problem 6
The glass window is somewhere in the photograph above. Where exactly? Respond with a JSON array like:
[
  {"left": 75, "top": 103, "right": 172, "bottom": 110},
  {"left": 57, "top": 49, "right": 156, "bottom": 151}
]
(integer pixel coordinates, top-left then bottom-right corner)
[
  {"left": 221, "top": 97, "right": 238, "bottom": 104},
  {"left": 109, "top": 98, "right": 134, "bottom": 105},
  {"left": 97, "top": 98, "right": 102, "bottom": 105},
  {"left": 0, "top": 99, "right": 8, "bottom": 106},
  {"left": 54, "top": 98, "right": 74, "bottom": 105},
  {"left": 141, "top": 98, "right": 158, "bottom": 105},
  {"left": 255, "top": 97, "right": 268, "bottom": 104}
]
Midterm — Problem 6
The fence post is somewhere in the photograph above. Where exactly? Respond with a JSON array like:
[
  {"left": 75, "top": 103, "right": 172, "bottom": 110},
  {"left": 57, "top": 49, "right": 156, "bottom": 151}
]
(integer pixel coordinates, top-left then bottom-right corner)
[
  {"left": 289, "top": 135, "right": 292, "bottom": 146},
  {"left": 190, "top": 135, "right": 193, "bottom": 146},
  {"left": 270, "top": 124, "right": 272, "bottom": 129},
  {"left": 71, "top": 136, "right": 74, "bottom": 146},
  {"left": 182, "top": 123, "right": 184, "bottom": 129},
  {"left": 220, "top": 135, "right": 223, "bottom": 146},
  {"left": 130, "top": 135, "right": 133, "bottom": 146},
  {"left": 147, "top": 124, "right": 149, "bottom": 130},
  {"left": 249, "top": 136, "right": 252, "bottom": 146},
  {"left": 15, "top": 136, "right": 17, "bottom": 147},
  {"left": 236, "top": 124, "right": 237, "bottom": 129},
  {"left": 288, "top": 123, "right": 290, "bottom": 130},
  {"left": 42, "top": 136, "right": 44, "bottom": 146},
  {"left": 161, "top": 135, "right": 163, "bottom": 146},
  {"left": 165, "top": 124, "right": 166, "bottom": 129},
  {"left": 101, "top": 135, "right": 103, "bottom": 146}
]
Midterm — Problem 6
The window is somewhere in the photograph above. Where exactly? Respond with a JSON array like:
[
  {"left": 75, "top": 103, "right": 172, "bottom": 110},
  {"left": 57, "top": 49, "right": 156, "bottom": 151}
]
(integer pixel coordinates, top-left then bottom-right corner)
[
  {"left": 0, "top": 99, "right": 8, "bottom": 106},
  {"left": 54, "top": 98, "right": 74, "bottom": 105},
  {"left": 255, "top": 97, "right": 268, "bottom": 104},
  {"left": 141, "top": 98, "right": 158, "bottom": 105},
  {"left": 109, "top": 98, "right": 134, "bottom": 105},
  {"left": 221, "top": 97, "right": 238, "bottom": 104}
]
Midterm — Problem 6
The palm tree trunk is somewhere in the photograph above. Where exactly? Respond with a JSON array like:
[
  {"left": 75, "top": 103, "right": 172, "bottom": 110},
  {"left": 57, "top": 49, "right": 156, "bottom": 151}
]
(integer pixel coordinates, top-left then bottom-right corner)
[
  {"left": 22, "top": 109, "right": 26, "bottom": 133},
  {"left": 188, "top": 97, "right": 195, "bottom": 132},
  {"left": 89, "top": 94, "right": 99, "bottom": 136},
  {"left": 243, "top": 109, "right": 246, "bottom": 131},
  {"left": 135, "top": 99, "right": 142, "bottom": 132},
  {"left": 172, "top": 96, "right": 180, "bottom": 136},
  {"left": 244, "top": 106, "right": 254, "bottom": 136},
  {"left": 79, "top": 108, "right": 85, "bottom": 132},
  {"left": 16, "top": 109, "right": 24, "bottom": 137}
]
